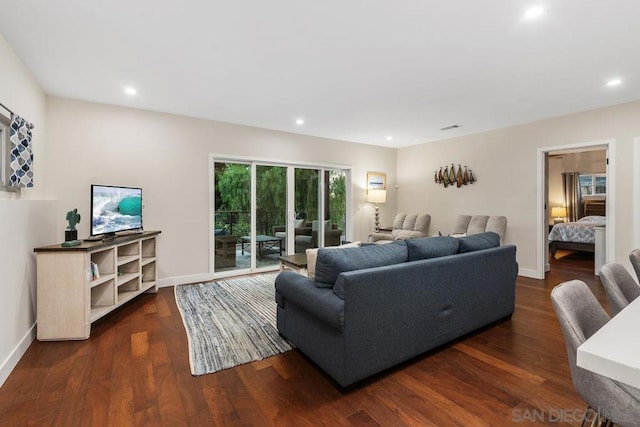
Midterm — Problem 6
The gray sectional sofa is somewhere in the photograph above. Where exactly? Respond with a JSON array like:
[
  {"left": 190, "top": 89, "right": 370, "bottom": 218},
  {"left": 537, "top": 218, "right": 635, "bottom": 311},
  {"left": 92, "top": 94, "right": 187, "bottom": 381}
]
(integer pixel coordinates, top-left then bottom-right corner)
[{"left": 275, "top": 232, "right": 518, "bottom": 387}]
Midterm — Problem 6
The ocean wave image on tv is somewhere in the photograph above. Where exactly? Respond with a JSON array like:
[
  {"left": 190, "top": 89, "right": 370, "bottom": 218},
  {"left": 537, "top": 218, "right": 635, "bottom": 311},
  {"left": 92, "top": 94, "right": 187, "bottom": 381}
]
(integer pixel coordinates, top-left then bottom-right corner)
[{"left": 92, "top": 186, "right": 142, "bottom": 234}]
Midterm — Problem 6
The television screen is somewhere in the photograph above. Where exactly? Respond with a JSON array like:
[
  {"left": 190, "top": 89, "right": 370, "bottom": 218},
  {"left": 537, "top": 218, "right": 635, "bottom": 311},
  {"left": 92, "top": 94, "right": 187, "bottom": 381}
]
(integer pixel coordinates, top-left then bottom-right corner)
[{"left": 91, "top": 185, "right": 143, "bottom": 236}]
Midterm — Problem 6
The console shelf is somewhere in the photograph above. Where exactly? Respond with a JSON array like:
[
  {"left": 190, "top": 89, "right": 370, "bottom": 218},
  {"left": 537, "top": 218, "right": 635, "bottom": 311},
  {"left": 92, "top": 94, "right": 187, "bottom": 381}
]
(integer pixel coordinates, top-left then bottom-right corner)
[{"left": 35, "top": 231, "right": 160, "bottom": 340}]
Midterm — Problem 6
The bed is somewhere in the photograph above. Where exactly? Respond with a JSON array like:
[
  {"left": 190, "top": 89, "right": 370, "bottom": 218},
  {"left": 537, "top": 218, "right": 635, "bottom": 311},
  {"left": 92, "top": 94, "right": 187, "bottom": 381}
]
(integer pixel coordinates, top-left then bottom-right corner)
[{"left": 548, "top": 215, "right": 606, "bottom": 258}]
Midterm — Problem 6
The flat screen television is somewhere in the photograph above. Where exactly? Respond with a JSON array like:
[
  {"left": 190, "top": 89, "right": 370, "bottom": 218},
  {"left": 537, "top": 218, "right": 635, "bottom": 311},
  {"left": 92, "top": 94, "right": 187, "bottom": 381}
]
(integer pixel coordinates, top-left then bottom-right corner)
[{"left": 91, "top": 184, "right": 143, "bottom": 238}]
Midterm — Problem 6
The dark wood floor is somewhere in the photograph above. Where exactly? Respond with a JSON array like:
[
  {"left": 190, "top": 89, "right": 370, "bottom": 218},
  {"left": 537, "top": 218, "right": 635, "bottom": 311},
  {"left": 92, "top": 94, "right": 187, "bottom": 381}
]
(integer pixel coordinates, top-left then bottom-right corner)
[{"left": 0, "top": 252, "right": 607, "bottom": 426}]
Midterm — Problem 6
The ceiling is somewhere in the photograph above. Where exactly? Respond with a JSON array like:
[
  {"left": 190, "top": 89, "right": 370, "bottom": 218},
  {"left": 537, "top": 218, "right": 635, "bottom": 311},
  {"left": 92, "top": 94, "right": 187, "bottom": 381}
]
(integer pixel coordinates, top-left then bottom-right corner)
[{"left": 1, "top": 1, "right": 639, "bottom": 148}]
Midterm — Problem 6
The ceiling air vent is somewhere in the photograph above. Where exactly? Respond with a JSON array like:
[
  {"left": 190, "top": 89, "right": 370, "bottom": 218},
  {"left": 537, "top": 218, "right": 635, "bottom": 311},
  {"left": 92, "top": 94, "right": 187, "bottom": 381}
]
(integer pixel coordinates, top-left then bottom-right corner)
[{"left": 440, "top": 124, "right": 461, "bottom": 131}]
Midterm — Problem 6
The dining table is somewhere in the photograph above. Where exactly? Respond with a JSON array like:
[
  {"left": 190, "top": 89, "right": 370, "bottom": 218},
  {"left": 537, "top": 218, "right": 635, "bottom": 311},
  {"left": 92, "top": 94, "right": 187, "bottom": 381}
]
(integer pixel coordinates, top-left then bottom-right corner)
[{"left": 577, "top": 296, "right": 640, "bottom": 389}]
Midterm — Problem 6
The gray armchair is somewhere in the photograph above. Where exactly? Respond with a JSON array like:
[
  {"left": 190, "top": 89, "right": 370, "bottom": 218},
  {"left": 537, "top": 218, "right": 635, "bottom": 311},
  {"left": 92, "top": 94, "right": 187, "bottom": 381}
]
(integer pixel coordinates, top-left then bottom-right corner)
[
  {"left": 451, "top": 215, "right": 507, "bottom": 244},
  {"left": 368, "top": 213, "right": 431, "bottom": 244}
]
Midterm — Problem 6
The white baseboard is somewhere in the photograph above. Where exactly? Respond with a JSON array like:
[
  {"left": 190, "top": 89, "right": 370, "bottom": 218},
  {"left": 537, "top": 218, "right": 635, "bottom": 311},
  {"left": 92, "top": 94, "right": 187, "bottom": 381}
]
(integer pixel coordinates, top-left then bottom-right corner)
[
  {"left": 518, "top": 267, "right": 542, "bottom": 279},
  {"left": 0, "top": 323, "right": 36, "bottom": 388},
  {"left": 157, "top": 273, "right": 214, "bottom": 288}
]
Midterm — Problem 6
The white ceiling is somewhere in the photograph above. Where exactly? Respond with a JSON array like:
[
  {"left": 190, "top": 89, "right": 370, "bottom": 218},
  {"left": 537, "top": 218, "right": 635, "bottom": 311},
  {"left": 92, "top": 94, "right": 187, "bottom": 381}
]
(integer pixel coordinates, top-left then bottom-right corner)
[{"left": 1, "top": 1, "right": 639, "bottom": 148}]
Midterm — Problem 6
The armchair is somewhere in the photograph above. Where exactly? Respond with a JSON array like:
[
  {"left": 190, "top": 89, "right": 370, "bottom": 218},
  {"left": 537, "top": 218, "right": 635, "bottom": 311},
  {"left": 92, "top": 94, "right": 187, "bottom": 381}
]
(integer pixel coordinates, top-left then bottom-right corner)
[
  {"left": 312, "top": 228, "right": 342, "bottom": 248},
  {"left": 368, "top": 213, "right": 431, "bottom": 244},
  {"left": 272, "top": 221, "right": 343, "bottom": 253},
  {"left": 451, "top": 215, "right": 507, "bottom": 244}
]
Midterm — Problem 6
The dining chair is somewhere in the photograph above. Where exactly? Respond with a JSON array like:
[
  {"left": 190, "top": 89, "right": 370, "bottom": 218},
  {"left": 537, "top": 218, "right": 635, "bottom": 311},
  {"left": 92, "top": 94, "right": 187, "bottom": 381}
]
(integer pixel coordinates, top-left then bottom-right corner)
[
  {"left": 551, "top": 280, "right": 640, "bottom": 426},
  {"left": 629, "top": 249, "right": 640, "bottom": 284},
  {"left": 599, "top": 262, "right": 640, "bottom": 316}
]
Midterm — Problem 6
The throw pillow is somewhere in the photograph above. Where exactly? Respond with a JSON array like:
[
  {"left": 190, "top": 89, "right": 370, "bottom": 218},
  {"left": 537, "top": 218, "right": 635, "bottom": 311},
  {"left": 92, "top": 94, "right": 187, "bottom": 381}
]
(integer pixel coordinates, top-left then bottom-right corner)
[
  {"left": 405, "top": 236, "right": 460, "bottom": 261},
  {"left": 457, "top": 231, "right": 500, "bottom": 253},
  {"left": 306, "top": 241, "right": 360, "bottom": 279}
]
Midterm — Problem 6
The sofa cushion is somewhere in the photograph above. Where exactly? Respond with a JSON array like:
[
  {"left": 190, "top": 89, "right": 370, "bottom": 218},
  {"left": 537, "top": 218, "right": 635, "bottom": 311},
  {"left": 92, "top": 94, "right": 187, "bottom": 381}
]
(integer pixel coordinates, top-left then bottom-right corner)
[
  {"left": 312, "top": 219, "right": 332, "bottom": 231},
  {"left": 306, "top": 241, "right": 361, "bottom": 279},
  {"left": 457, "top": 231, "right": 500, "bottom": 253},
  {"left": 467, "top": 215, "right": 490, "bottom": 235},
  {"left": 314, "top": 241, "right": 408, "bottom": 287},
  {"left": 392, "top": 213, "right": 408, "bottom": 229},
  {"left": 401, "top": 214, "right": 419, "bottom": 231},
  {"left": 405, "top": 236, "right": 460, "bottom": 261},
  {"left": 452, "top": 215, "right": 472, "bottom": 235}
]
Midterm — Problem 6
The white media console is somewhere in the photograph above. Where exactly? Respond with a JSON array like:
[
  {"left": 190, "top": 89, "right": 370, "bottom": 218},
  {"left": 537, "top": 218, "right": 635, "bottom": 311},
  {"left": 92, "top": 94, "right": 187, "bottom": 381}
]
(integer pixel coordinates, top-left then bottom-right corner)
[{"left": 34, "top": 231, "right": 160, "bottom": 340}]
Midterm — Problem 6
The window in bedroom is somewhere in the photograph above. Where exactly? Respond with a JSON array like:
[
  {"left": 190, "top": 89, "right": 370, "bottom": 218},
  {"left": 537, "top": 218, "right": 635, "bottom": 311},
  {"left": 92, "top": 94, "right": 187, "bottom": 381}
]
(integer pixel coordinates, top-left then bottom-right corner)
[{"left": 580, "top": 173, "right": 606, "bottom": 197}]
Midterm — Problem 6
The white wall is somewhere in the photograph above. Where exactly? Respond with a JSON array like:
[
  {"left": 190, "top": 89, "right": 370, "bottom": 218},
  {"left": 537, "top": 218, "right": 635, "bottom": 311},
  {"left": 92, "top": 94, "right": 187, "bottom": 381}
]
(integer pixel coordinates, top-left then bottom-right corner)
[
  {"left": 45, "top": 97, "right": 397, "bottom": 281},
  {"left": 0, "top": 35, "right": 53, "bottom": 387},
  {"left": 398, "top": 101, "right": 640, "bottom": 276},
  {"left": 0, "top": 200, "right": 56, "bottom": 386}
]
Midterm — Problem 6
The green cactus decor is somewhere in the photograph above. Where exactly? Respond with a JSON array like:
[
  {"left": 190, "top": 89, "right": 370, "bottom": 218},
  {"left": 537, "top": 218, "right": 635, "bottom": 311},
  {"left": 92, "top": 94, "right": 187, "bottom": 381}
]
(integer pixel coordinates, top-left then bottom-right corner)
[{"left": 66, "top": 208, "right": 81, "bottom": 231}]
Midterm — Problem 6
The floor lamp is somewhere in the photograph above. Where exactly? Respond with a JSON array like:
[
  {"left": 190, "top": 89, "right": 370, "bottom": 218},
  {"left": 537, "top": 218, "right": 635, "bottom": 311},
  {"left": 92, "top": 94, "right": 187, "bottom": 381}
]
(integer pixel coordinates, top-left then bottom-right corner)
[{"left": 368, "top": 189, "right": 387, "bottom": 232}]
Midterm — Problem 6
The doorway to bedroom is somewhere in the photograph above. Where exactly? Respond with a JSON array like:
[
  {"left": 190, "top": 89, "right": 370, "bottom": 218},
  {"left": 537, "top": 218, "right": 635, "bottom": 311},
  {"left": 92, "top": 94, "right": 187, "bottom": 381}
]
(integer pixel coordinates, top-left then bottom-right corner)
[{"left": 538, "top": 140, "right": 614, "bottom": 279}]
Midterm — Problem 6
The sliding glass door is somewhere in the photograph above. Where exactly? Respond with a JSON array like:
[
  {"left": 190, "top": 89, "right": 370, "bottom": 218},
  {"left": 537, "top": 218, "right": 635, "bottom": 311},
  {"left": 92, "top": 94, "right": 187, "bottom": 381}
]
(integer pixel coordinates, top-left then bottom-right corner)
[
  {"left": 254, "top": 165, "right": 287, "bottom": 267},
  {"left": 326, "top": 169, "right": 347, "bottom": 247},
  {"left": 212, "top": 157, "right": 350, "bottom": 276},
  {"left": 292, "top": 167, "right": 320, "bottom": 254},
  {"left": 213, "top": 161, "right": 250, "bottom": 274}
]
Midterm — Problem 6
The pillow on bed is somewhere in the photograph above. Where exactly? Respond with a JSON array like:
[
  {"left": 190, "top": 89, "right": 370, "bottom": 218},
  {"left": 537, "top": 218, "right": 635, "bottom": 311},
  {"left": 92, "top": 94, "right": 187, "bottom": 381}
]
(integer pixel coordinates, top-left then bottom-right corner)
[{"left": 577, "top": 215, "right": 606, "bottom": 223}]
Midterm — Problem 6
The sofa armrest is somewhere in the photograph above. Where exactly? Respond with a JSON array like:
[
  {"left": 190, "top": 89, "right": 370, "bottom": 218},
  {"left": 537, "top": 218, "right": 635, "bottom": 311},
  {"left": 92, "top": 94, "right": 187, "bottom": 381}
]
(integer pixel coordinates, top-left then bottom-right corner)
[
  {"left": 368, "top": 232, "right": 393, "bottom": 243},
  {"left": 395, "top": 230, "right": 427, "bottom": 240},
  {"left": 312, "top": 229, "right": 344, "bottom": 247},
  {"left": 275, "top": 271, "right": 344, "bottom": 331},
  {"left": 325, "top": 229, "right": 343, "bottom": 247},
  {"left": 272, "top": 225, "right": 285, "bottom": 234}
]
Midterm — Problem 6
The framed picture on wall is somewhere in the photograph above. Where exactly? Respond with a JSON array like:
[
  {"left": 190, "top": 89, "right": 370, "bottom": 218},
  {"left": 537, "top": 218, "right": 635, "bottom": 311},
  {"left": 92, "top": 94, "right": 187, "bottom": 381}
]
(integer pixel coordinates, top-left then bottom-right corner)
[{"left": 367, "top": 171, "right": 386, "bottom": 192}]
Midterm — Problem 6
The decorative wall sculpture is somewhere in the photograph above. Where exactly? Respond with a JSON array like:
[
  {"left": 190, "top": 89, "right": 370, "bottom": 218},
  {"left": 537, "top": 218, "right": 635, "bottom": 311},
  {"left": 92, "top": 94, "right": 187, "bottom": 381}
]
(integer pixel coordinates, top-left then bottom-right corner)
[{"left": 434, "top": 164, "right": 475, "bottom": 188}]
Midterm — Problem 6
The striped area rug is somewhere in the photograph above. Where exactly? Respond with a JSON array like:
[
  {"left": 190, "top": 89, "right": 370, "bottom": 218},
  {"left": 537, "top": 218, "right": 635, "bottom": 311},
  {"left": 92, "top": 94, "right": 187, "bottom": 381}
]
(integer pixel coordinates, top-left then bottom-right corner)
[{"left": 174, "top": 273, "right": 293, "bottom": 376}]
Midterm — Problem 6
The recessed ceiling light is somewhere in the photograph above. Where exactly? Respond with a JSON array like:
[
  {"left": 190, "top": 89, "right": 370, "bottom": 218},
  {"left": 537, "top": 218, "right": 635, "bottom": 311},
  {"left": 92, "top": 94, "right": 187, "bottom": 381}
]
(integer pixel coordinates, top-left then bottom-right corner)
[
  {"left": 386, "top": 136, "right": 393, "bottom": 141},
  {"left": 524, "top": 6, "right": 545, "bottom": 19},
  {"left": 295, "top": 118, "right": 304, "bottom": 125},
  {"left": 124, "top": 87, "right": 137, "bottom": 96},
  {"left": 606, "top": 78, "right": 622, "bottom": 87}
]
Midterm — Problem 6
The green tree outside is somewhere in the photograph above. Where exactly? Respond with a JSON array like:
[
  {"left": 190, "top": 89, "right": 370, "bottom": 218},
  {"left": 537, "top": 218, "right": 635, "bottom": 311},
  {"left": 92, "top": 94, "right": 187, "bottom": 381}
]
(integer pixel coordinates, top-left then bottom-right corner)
[{"left": 214, "top": 163, "right": 347, "bottom": 237}]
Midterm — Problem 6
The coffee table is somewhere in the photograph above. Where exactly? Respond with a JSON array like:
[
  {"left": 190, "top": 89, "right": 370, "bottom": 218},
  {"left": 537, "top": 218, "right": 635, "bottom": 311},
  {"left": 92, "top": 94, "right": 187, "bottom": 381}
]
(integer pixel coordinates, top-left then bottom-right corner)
[
  {"left": 240, "top": 235, "right": 283, "bottom": 260},
  {"left": 278, "top": 253, "right": 307, "bottom": 275}
]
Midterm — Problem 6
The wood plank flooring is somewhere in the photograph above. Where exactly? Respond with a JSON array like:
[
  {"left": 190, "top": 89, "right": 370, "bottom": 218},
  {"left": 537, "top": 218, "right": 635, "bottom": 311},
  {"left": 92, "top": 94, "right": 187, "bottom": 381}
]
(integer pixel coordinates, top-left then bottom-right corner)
[{"left": 0, "top": 252, "right": 608, "bottom": 426}]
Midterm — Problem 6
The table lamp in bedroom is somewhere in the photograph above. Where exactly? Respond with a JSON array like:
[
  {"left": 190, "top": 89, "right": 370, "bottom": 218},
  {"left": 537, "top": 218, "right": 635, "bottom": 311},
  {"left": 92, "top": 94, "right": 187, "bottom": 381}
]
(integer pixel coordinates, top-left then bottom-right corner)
[{"left": 551, "top": 206, "right": 567, "bottom": 224}]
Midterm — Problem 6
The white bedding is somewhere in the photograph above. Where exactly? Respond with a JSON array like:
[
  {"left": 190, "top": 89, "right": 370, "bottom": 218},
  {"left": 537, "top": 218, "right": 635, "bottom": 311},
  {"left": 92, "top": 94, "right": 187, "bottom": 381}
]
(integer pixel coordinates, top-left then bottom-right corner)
[{"left": 548, "top": 216, "right": 606, "bottom": 244}]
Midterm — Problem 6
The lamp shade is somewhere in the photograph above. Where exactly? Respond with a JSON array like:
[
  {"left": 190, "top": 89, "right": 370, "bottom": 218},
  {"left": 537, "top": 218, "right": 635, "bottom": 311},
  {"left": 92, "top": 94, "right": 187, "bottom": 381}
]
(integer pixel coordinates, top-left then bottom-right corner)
[
  {"left": 367, "top": 189, "right": 387, "bottom": 204},
  {"left": 551, "top": 206, "right": 567, "bottom": 218}
]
